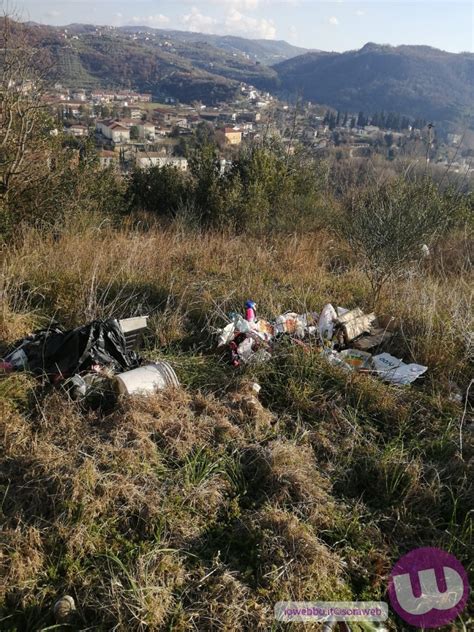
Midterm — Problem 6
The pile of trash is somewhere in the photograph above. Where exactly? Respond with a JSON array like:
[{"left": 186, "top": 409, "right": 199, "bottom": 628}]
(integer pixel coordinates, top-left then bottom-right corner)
[
  {"left": 0, "top": 316, "right": 179, "bottom": 402},
  {"left": 217, "top": 301, "right": 428, "bottom": 386}
]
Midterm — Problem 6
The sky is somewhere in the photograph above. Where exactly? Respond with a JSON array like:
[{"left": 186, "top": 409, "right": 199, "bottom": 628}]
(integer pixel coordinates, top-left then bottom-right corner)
[{"left": 11, "top": 0, "right": 474, "bottom": 53}]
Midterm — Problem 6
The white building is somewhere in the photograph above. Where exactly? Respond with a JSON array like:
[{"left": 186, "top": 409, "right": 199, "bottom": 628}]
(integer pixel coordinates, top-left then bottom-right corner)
[
  {"left": 96, "top": 120, "right": 130, "bottom": 143},
  {"left": 137, "top": 122, "right": 156, "bottom": 140},
  {"left": 72, "top": 91, "right": 87, "bottom": 102},
  {"left": 64, "top": 124, "right": 89, "bottom": 137},
  {"left": 98, "top": 150, "right": 119, "bottom": 170},
  {"left": 136, "top": 154, "right": 188, "bottom": 171}
]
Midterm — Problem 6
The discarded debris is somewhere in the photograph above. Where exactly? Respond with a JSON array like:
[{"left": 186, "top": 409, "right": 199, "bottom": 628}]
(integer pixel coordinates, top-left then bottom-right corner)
[
  {"left": 218, "top": 309, "right": 319, "bottom": 367},
  {"left": 1, "top": 315, "right": 180, "bottom": 402},
  {"left": 53, "top": 595, "right": 76, "bottom": 623},
  {"left": 371, "top": 353, "right": 428, "bottom": 385},
  {"left": 216, "top": 302, "right": 427, "bottom": 386},
  {"left": 2, "top": 318, "right": 143, "bottom": 380},
  {"left": 115, "top": 362, "right": 180, "bottom": 395},
  {"left": 318, "top": 304, "right": 338, "bottom": 343},
  {"left": 338, "top": 349, "right": 373, "bottom": 370}
]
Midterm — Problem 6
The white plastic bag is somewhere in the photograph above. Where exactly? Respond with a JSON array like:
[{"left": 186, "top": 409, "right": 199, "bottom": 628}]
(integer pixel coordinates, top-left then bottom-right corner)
[
  {"left": 372, "top": 353, "right": 428, "bottom": 385},
  {"left": 318, "top": 304, "right": 338, "bottom": 342}
]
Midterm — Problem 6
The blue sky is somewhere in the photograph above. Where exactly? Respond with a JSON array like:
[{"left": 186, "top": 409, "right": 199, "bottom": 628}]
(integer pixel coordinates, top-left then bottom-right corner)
[{"left": 15, "top": 1, "right": 474, "bottom": 53}]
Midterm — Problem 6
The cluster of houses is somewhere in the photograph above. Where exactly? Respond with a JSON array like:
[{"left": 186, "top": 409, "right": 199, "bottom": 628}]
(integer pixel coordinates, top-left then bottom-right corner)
[
  {"left": 46, "top": 84, "right": 269, "bottom": 173},
  {"left": 44, "top": 84, "right": 472, "bottom": 174}
]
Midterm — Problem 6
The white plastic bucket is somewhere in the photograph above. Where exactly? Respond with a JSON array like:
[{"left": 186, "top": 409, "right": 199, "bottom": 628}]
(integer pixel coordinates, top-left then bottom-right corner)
[{"left": 115, "top": 362, "right": 179, "bottom": 396}]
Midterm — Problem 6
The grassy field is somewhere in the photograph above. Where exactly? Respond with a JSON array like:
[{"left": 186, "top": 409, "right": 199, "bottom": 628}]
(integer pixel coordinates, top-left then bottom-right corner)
[{"left": 1, "top": 220, "right": 472, "bottom": 630}]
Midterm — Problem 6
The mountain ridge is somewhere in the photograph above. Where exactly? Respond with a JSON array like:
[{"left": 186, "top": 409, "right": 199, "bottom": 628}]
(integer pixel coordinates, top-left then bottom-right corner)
[
  {"left": 274, "top": 43, "right": 474, "bottom": 123},
  {"left": 18, "top": 20, "right": 474, "bottom": 123}
]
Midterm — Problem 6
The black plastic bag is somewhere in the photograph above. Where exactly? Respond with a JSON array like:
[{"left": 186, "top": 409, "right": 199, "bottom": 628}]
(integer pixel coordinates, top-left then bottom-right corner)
[{"left": 5, "top": 319, "right": 141, "bottom": 381}]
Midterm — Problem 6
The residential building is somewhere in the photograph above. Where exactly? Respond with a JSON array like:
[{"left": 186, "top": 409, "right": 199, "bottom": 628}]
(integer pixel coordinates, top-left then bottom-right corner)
[
  {"left": 135, "top": 154, "right": 188, "bottom": 171},
  {"left": 64, "top": 124, "right": 89, "bottom": 137},
  {"left": 172, "top": 118, "right": 190, "bottom": 129},
  {"left": 96, "top": 120, "right": 130, "bottom": 143},
  {"left": 91, "top": 90, "right": 115, "bottom": 103},
  {"left": 223, "top": 127, "right": 242, "bottom": 145},
  {"left": 72, "top": 91, "right": 87, "bottom": 102},
  {"left": 129, "top": 108, "right": 143, "bottom": 120},
  {"left": 137, "top": 122, "right": 156, "bottom": 140},
  {"left": 98, "top": 149, "right": 119, "bottom": 170},
  {"left": 63, "top": 103, "right": 84, "bottom": 117},
  {"left": 447, "top": 133, "right": 462, "bottom": 146}
]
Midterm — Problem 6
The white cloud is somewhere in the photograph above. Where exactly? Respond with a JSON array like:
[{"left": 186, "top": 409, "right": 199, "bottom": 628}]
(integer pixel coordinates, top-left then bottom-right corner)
[
  {"left": 130, "top": 14, "right": 171, "bottom": 27},
  {"left": 329, "top": 16, "right": 339, "bottom": 26},
  {"left": 355, "top": 10, "right": 365, "bottom": 16},
  {"left": 208, "top": 0, "right": 261, "bottom": 8},
  {"left": 180, "top": 6, "right": 277, "bottom": 39},
  {"left": 187, "top": 0, "right": 262, "bottom": 11},
  {"left": 45, "top": 10, "right": 61, "bottom": 18},
  {"left": 225, "top": 8, "right": 277, "bottom": 39},
  {"left": 182, "top": 7, "right": 218, "bottom": 32},
  {"left": 131, "top": 13, "right": 170, "bottom": 27}
]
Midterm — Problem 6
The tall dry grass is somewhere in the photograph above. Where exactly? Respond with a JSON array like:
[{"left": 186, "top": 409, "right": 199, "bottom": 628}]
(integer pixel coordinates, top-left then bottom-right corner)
[
  {"left": 1, "top": 221, "right": 472, "bottom": 384},
  {"left": 0, "top": 221, "right": 472, "bottom": 630}
]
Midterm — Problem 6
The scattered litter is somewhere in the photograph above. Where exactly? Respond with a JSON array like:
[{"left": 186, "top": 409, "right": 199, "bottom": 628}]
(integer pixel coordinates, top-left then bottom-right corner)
[
  {"left": 275, "top": 312, "right": 318, "bottom": 338},
  {"left": 54, "top": 595, "right": 76, "bottom": 623},
  {"left": 339, "top": 349, "right": 373, "bottom": 370},
  {"left": 216, "top": 301, "right": 427, "bottom": 386},
  {"left": 318, "top": 304, "right": 338, "bottom": 342},
  {"left": 1, "top": 315, "right": 181, "bottom": 402},
  {"left": 372, "top": 353, "right": 428, "bottom": 385},
  {"left": 65, "top": 372, "right": 112, "bottom": 401},
  {"left": 218, "top": 308, "right": 319, "bottom": 367},
  {"left": 2, "top": 319, "right": 143, "bottom": 380},
  {"left": 338, "top": 308, "right": 376, "bottom": 343},
  {"left": 245, "top": 299, "right": 257, "bottom": 323},
  {"left": 3, "top": 348, "right": 28, "bottom": 371},
  {"left": 115, "top": 362, "right": 180, "bottom": 395}
]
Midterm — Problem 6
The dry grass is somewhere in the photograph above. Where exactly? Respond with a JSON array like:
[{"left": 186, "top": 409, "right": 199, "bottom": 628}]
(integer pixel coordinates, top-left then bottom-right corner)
[{"left": 0, "top": 221, "right": 472, "bottom": 630}]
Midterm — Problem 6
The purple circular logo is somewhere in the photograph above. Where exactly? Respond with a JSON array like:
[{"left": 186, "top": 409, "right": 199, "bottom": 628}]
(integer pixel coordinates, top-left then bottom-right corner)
[{"left": 388, "top": 547, "right": 469, "bottom": 628}]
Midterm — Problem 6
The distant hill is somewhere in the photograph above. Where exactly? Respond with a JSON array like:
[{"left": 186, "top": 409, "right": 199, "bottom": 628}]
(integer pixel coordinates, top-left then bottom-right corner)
[
  {"left": 21, "top": 22, "right": 282, "bottom": 104},
  {"left": 17, "top": 22, "right": 474, "bottom": 122},
  {"left": 118, "top": 27, "right": 309, "bottom": 66},
  {"left": 274, "top": 43, "right": 474, "bottom": 123}
]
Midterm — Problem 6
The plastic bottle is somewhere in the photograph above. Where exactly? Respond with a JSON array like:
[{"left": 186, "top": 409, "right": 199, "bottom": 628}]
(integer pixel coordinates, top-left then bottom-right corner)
[{"left": 245, "top": 300, "right": 257, "bottom": 323}]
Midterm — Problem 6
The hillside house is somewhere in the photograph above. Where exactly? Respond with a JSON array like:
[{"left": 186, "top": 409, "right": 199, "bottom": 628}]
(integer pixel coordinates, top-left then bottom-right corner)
[
  {"left": 237, "top": 111, "right": 261, "bottom": 124},
  {"left": 63, "top": 103, "right": 84, "bottom": 117},
  {"left": 64, "top": 124, "right": 89, "bottom": 137},
  {"left": 129, "top": 108, "right": 144, "bottom": 120},
  {"left": 96, "top": 120, "right": 130, "bottom": 143},
  {"left": 91, "top": 91, "right": 115, "bottom": 103},
  {"left": 137, "top": 122, "right": 156, "bottom": 140},
  {"left": 137, "top": 93, "right": 153, "bottom": 103},
  {"left": 135, "top": 154, "right": 188, "bottom": 171},
  {"left": 72, "top": 91, "right": 87, "bottom": 102},
  {"left": 172, "top": 118, "right": 190, "bottom": 129},
  {"left": 447, "top": 133, "right": 462, "bottom": 146},
  {"left": 98, "top": 149, "right": 119, "bottom": 170},
  {"left": 153, "top": 110, "right": 177, "bottom": 125},
  {"left": 223, "top": 127, "right": 242, "bottom": 145}
]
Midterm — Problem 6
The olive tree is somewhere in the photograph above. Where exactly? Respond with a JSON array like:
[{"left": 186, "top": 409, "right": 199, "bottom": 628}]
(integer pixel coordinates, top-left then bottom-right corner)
[
  {"left": 339, "top": 177, "right": 458, "bottom": 306},
  {"left": 0, "top": 13, "right": 57, "bottom": 230}
]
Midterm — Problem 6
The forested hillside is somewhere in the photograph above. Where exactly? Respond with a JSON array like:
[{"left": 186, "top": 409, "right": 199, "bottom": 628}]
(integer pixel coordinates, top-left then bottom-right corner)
[
  {"left": 17, "top": 20, "right": 474, "bottom": 123},
  {"left": 275, "top": 43, "right": 474, "bottom": 123}
]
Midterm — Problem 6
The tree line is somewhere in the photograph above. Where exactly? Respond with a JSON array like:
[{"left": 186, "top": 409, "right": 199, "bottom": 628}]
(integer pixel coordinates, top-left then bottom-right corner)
[{"left": 323, "top": 109, "right": 428, "bottom": 132}]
